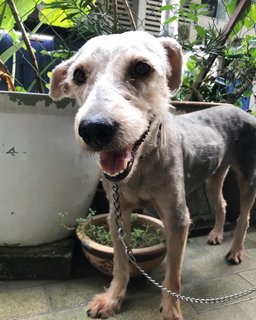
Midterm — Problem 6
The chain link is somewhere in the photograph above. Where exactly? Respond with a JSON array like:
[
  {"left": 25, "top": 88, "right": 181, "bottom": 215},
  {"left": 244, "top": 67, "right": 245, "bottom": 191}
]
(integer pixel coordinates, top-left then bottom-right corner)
[{"left": 112, "top": 183, "right": 256, "bottom": 305}]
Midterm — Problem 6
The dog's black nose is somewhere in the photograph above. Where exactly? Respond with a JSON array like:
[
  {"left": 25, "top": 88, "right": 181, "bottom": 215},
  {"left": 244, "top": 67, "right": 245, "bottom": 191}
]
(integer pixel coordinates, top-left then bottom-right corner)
[{"left": 78, "top": 119, "right": 117, "bottom": 150}]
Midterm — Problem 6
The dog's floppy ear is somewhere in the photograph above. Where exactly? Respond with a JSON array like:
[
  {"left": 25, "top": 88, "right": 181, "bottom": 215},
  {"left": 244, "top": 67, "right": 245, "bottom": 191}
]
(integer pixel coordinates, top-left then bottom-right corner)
[
  {"left": 159, "top": 38, "right": 183, "bottom": 94},
  {"left": 49, "top": 59, "right": 73, "bottom": 101}
]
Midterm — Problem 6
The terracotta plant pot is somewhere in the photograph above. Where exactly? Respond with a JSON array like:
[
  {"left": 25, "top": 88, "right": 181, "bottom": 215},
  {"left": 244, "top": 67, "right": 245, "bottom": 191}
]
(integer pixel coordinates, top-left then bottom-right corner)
[{"left": 76, "top": 213, "right": 166, "bottom": 277}]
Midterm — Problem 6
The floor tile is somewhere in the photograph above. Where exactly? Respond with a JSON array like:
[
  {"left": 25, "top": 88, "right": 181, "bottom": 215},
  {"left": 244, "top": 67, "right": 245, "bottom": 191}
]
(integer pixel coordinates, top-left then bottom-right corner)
[
  {"left": 240, "top": 269, "right": 256, "bottom": 286},
  {"left": 244, "top": 248, "right": 256, "bottom": 261},
  {"left": 246, "top": 229, "right": 256, "bottom": 244},
  {"left": 23, "top": 307, "right": 88, "bottom": 320},
  {"left": 185, "top": 240, "right": 212, "bottom": 260},
  {"left": 1, "top": 231, "right": 256, "bottom": 320},
  {"left": 190, "top": 252, "right": 256, "bottom": 279},
  {"left": 182, "top": 273, "right": 252, "bottom": 313},
  {"left": 238, "top": 298, "right": 256, "bottom": 320},
  {"left": 207, "top": 237, "right": 254, "bottom": 258},
  {"left": 0, "top": 287, "right": 49, "bottom": 320},
  {"left": 45, "top": 278, "right": 108, "bottom": 310},
  {"left": 0, "top": 280, "right": 54, "bottom": 293},
  {"left": 188, "top": 304, "right": 249, "bottom": 320}
]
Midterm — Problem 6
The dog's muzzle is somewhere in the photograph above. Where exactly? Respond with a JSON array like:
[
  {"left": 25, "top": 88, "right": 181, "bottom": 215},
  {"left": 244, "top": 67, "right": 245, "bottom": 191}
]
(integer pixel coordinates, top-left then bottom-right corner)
[
  {"left": 100, "top": 123, "right": 151, "bottom": 182},
  {"left": 78, "top": 118, "right": 118, "bottom": 151},
  {"left": 78, "top": 117, "right": 151, "bottom": 182}
]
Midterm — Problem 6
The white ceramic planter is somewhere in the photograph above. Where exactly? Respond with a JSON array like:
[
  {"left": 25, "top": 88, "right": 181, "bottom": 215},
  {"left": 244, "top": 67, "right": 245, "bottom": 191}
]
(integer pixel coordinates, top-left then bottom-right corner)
[{"left": 0, "top": 91, "right": 100, "bottom": 246}]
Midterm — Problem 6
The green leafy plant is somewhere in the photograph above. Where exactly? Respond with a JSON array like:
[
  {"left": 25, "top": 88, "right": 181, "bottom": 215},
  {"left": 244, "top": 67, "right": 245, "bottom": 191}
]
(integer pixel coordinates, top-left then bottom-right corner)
[
  {"left": 84, "top": 212, "right": 165, "bottom": 248},
  {"left": 162, "top": 0, "right": 256, "bottom": 108},
  {"left": 0, "top": 0, "right": 127, "bottom": 92},
  {"left": 0, "top": 0, "right": 43, "bottom": 91},
  {"left": 60, "top": 209, "right": 165, "bottom": 249}
]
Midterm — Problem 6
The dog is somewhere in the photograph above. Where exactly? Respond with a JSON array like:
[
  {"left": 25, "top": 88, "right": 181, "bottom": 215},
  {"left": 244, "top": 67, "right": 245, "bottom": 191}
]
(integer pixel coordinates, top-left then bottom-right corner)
[{"left": 49, "top": 31, "right": 256, "bottom": 320}]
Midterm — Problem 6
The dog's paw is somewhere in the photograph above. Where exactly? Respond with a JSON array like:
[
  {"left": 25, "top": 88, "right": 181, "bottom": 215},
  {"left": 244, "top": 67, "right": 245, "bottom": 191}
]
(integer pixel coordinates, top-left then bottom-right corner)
[
  {"left": 87, "top": 292, "right": 122, "bottom": 319},
  {"left": 207, "top": 230, "right": 223, "bottom": 245},
  {"left": 225, "top": 250, "right": 243, "bottom": 265},
  {"left": 160, "top": 304, "right": 183, "bottom": 320},
  {"left": 160, "top": 313, "right": 183, "bottom": 320}
]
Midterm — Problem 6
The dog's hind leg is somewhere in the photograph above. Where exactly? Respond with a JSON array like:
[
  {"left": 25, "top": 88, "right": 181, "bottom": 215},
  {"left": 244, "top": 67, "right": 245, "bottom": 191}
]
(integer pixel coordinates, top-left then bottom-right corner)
[
  {"left": 226, "top": 174, "right": 256, "bottom": 264},
  {"left": 207, "top": 165, "right": 230, "bottom": 245}
]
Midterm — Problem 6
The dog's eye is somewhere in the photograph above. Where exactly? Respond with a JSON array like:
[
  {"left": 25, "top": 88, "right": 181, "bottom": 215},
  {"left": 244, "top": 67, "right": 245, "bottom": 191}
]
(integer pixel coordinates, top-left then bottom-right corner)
[
  {"left": 131, "top": 61, "right": 152, "bottom": 78},
  {"left": 73, "top": 68, "right": 86, "bottom": 85}
]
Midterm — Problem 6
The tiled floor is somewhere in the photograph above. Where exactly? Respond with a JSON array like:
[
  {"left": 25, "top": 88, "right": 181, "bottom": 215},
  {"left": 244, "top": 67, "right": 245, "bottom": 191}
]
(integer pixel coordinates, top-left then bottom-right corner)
[{"left": 1, "top": 229, "right": 256, "bottom": 320}]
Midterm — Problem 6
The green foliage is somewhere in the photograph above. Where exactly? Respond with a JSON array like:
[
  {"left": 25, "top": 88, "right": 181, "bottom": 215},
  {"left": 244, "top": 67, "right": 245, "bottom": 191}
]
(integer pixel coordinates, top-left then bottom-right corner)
[
  {"left": 161, "top": 1, "right": 209, "bottom": 37},
  {"left": 0, "top": 0, "right": 41, "bottom": 69},
  {"left": 162, "top": 0, "right": 256, "bottom": 107},
  {"left": 40, "top": 0, "right": 127, "bottom": 42},
  {"left": 79, "top": 212, "right": 165, "bottom": 248},
  {"left": 39, "top": 0, "right": 94, "bottom": 28},
  {"left": 0, "top": 0, "right": 121, "bottom": 92},
  {"left": 226, "top": 0, "right": 256, "bottom": 35},
  {"left": 0, "top": 0, "right": 40, "bottom": 34}
]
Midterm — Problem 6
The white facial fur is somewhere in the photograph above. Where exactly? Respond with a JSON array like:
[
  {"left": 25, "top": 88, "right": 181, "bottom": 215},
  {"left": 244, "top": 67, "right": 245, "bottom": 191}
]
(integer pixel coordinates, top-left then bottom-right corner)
[{"left": 50, "top": 31, "right": 183, "bottom": 180}]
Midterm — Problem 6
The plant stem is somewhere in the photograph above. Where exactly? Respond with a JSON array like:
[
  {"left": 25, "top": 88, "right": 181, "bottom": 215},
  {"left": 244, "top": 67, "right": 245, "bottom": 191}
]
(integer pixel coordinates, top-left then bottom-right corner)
[
  {"left": 122, "top": 0, "right": 136, "bottom": 31},
  {"left": 112, "top": 0, "right": 118, "bottom": 32},
  {"left": 6, "top": 0, "right": 44, "bottom": 93},
  {"left": 188, "top": 0, "right": 250, "bottom": 101},
  {"left": 0, "top": 60, "right": 15, "bottom": 91}
]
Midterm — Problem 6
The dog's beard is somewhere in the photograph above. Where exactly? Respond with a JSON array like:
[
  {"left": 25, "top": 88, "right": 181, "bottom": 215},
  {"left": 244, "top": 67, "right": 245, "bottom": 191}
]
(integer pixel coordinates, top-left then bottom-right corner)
[{"left": 99, "top": 123, "right": 151, "bottom": 182}]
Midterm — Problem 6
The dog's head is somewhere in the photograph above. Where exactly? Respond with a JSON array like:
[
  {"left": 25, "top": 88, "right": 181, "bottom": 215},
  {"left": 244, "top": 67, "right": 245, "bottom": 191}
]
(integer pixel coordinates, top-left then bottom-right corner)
[{"left": 50, "top": 31, "right": 183, "bottom": 183}]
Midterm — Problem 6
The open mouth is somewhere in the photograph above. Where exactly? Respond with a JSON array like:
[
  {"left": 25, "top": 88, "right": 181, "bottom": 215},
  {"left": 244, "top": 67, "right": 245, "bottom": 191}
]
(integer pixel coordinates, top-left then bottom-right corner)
[{"left": 99, "top": 124, "right": 151, "bottom": 182}]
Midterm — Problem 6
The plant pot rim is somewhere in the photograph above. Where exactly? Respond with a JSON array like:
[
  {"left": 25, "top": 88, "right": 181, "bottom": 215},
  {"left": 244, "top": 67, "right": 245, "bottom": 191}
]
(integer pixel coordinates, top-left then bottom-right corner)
[
  {"left": 171, "top": 100, "right": 234, "bottom": 108},
  {"left": 0, "top": 90, "right": 48, "bottom": 97},
  {"left": 0, "top": 91, "right": 77, "bottom": 111},
  {"left": 76, "top": 213, "right": 166, "bottom": 256}
]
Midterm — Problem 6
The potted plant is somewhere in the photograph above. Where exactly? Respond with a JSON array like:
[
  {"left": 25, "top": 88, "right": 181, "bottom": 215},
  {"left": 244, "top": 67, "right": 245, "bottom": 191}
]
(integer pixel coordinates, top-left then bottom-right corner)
[
  {"left": 75, "top": 210, "right": 166, "bottom": 277},
  {"left": 0, "top": 1, "right": 103, "bottom": 246},
  {"left": 0, "top": 91, "right": 101, "bottom": 246}
]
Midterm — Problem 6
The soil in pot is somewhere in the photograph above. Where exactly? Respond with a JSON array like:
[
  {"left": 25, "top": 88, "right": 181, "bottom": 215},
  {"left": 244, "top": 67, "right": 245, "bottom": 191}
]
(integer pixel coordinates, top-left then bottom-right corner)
[{"left": 76, "top": 213, "right": 166, "bottom": 277}]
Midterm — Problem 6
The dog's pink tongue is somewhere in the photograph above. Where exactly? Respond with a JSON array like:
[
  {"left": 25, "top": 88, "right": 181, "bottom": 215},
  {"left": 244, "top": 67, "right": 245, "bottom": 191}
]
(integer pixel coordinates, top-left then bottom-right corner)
[{"left": 100, "top": 147, "right": 132, "bottom": 175}]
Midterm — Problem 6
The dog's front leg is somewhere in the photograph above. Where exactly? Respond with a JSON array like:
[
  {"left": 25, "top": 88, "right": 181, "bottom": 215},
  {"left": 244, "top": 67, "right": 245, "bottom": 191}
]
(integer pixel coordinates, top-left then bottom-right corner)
[
  {"left": 87, "top": 203, "right": 131, "bottom": 319},
  {"left": 160, "top": 206, "right": 190, "bottom": 320}
]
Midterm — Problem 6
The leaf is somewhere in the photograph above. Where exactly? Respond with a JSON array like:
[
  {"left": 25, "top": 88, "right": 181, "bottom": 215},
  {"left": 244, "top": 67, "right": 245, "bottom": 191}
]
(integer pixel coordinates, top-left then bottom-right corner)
[
  {"left": 160, "top": 5, "right": 173, "bottom": 12},
  {"left": 231, "top": 3, "right": 256, "bottom": 35},
  {"left": 244, "top": 34, "right": 254, "bottom": 43},
  {"left": 188, "top": 3, "right": 197, "bottom": 10},
  {"left": 40, "top": 0, "right": 94, "bottom": 28},
  {"left": 47, "top": 71, "right": 52, "bottom": 79},
  {"left": 195, "top": 25, "right": 206, "bottom": 38},
  {"left": 39, "top": 8, "right": 75, "bottom": 28},
  {"left": 232, "top": 20, "right": 243, "bottom": 35},
  {"left": 196, "top": 4, "right": 209, "bottom": 11},
  {"left": 187, "top": 12, "right": 198, "bottom": 23},
  {"left": 0, "top": 0, "right": 40, "bottom": 32},
  {"left": 198, "top": 9, "right": 210, "bottom": 16},
  {"left": 249, "top": 48, "right": 256, "bottom": 58},
  {"left": 186, "top": 58, "right": 196, "bottom": 72},
  {"left": 0, "top": 1, "right": 7, "bottom": 28},
  {"left": 163, "top": 16, "right": 178, "bottom": 25},
  {"left": 244, "top": 3, "right": 256, "bottom": 28},
  {"left": 0, "top": 17, "right": 47, "bottom": 63},
  {"left": 225, "top": 0, "right": 238, "bottom": 16},
  {"left": 0, "top": 40, "right": 23, "bottom": 63},
  {"left": 243, "top": 88, "right": 253, "bottom": 98},
  {"left": 16, "top": 86, "right": 26, "bottom": 92}
]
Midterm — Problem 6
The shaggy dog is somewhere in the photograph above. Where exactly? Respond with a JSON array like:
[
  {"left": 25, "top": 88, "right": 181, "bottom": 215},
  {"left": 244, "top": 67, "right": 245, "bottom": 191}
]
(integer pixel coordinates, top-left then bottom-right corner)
[{"left": 50, "top": 31, "right": 256, "bottom": 320}]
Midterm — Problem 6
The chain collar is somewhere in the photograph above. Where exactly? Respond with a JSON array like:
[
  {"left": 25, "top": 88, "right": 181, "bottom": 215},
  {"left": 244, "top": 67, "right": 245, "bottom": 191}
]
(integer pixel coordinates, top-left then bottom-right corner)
[{"left": 112, "top": 183, "right": 256, "bottom": 304}]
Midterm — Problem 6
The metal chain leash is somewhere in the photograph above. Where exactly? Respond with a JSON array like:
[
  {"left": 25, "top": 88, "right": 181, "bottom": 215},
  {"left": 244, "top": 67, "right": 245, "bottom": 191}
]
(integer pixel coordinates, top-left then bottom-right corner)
[{"left": 112, "top": 183, "right": 256, "bottom": 305}]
